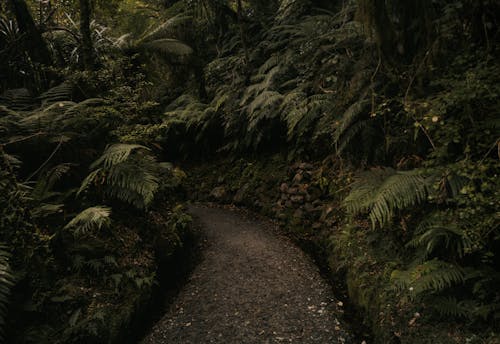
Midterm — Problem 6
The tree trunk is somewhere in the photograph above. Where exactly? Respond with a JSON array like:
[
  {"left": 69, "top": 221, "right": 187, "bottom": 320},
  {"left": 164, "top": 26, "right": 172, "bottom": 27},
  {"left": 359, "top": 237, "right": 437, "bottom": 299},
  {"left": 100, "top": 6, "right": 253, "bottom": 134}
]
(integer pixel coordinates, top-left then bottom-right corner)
[
  {"left": 358, "top": 0, "right": 396, "bottom": 59},
  {"left": 8, "top": 0, "right": 51, "bottom": 65},
  {"left": 79, "top": 0, "right": 95, "bottom": 70},
  {"left": 236, "top": 0, "right": 250, "bottom": 65}
]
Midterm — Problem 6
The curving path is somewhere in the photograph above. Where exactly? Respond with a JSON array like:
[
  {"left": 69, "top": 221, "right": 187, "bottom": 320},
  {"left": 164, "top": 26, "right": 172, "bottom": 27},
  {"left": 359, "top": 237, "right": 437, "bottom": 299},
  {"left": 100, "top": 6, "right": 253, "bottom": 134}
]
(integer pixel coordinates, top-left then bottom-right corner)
[{"left": 143, "top": 205, "right": 352, "bottom": 344}]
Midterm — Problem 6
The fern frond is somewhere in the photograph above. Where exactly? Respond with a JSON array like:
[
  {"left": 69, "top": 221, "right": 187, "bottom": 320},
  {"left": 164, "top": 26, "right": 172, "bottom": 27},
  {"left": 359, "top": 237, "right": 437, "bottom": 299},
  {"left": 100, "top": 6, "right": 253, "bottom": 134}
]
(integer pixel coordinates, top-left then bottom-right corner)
[
  {"left": 105, "top": 155, "right": 159, "bottom": 209},
  {"left": 64, "top": 206, "right": 111, "bottom": 236},
  {"left": 246, "top": 91, "right": 283, "bottom": 115},
  {"left": 408, "top": 218, "right": 472, "bottom": 259},
  {"left": 392, "top": 259, "right": 466, "bottom": 296},
  {"left": 334, "top": 97, "right": 369, "bottom": 144},
  {"left": 39, "top": 82, "right": 74, "bottom": 105},
  {"left": 139, "top": 15, "right": 192, "bottom": 43},
  {"left": 82, "top": 144, "right": 160, "bottom": 209},
  {"left": 0, "top": 244, "right": 13, "bottom": 339},
  {"left": 344, "top": 167, "right": 429, "bottom": 228},
  {"left": 91, "top": 144, "right": 149, "bottom": 169},
  {"left": 431, "top": 296, "right": 478, "bottom": 319},
  {"left": 0, "top": 88, "right": 35, "bottom": 111}
]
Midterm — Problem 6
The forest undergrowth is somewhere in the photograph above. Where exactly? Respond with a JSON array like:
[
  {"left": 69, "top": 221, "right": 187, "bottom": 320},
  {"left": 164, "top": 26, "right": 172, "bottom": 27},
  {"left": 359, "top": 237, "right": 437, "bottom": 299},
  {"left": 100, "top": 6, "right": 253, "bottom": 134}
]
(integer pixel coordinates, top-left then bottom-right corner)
[{"left": 1, "top": 0, "right": 499, "bottom": 343}]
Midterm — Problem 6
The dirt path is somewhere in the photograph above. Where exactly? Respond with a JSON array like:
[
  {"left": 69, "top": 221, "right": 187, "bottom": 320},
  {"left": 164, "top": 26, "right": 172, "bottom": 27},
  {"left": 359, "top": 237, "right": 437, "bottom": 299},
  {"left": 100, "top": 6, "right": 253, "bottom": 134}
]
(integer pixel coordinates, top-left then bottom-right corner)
[{"left": 142, "top": 205, "right": 352, "bottom": 344}]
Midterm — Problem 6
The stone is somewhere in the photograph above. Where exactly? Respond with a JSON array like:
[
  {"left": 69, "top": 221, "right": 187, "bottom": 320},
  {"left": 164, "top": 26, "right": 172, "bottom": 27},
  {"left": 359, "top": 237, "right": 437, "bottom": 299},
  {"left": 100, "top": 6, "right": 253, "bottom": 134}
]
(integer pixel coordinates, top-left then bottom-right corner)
[
  {"left": 292, "top": 173, "right": 303, "bottom": 184},
  {"left": 293, "top": 208, "right": 304, "bottom": 219},
  {"left": 233, "top": 183, "right": 250, "bottom": 204},
  {"left": 280, "top": 183, "right": 289, "bottom": 193},
  {"left": 290, "top": 195, "right": 304, "bottom": 204},
  {"left": 210, "top": 186, "right": 227, "bottom": 201}
]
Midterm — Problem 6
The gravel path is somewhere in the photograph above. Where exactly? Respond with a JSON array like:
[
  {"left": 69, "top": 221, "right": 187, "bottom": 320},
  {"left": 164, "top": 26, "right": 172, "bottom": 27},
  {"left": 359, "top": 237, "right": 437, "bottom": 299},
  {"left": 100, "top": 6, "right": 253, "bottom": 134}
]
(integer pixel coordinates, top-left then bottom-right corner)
[{"left": 142, "top": 205, "right": 352, "bottom": 344}]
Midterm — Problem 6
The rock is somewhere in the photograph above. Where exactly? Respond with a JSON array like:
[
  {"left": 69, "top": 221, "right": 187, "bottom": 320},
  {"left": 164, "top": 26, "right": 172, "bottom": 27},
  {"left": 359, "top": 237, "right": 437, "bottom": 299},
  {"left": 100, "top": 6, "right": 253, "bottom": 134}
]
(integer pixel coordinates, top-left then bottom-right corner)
[
  {"left": 287, "top": 187, "right": 298, "bottom": 195},
  {"left": 307, "top": 186, "right": 322, "bottom": 201},
  {"left": 292, "top": 173, "right": 303, "bottom": 184},
  {"left": 293, "top": 208, "right": 304, "bottom": 219},
  {"left": 304, "top": 203, "right": 315, "bottom": 213},
  {"left": 291, "top": 195, "right": 304, "bottom": 204},
  {"left": 299, "top": 162, "right": 314, "bottom": 170},
  {"left": 210, "top": 186, "right": 227, "bottom": 201},
  {"left": 233, "top": 183, "right": 250, "bottom": 204},
  {"left": 280, "top": 183, "right": 289, "bottom": 193},
  {"left": 298, "top": 184, "right": 309, "bottom": 195}
]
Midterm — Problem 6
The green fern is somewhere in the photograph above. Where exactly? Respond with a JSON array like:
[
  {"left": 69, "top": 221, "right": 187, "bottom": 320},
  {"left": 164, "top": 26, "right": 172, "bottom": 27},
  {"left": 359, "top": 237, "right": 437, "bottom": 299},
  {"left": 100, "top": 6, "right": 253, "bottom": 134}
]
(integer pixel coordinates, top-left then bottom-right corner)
[
  {"left": 90, "top": 144, "right": 149, "bottom": 169},
  {"left": 81, "top": 144, "right": 160, "bottom": 209},
  {"left": 138, "top": 14, "right": 192, "bottom": 43},
  {"left": 344, "top": 167, "right": 429, "bottom": 228},
  {"left": 39, "top": 83, "right": 74, "bottom": 105},
  {"left": 431, "top": 296, "right": 479, "bottom": 319},
  {"left": 391, "top": 259, "right": 466, "bottom": 296},
  {"left": 408, "top": 216, "right": 472, "bottom": 260},
  {"left": 64, "top": 206, "right": 111, "bottom": 237}
]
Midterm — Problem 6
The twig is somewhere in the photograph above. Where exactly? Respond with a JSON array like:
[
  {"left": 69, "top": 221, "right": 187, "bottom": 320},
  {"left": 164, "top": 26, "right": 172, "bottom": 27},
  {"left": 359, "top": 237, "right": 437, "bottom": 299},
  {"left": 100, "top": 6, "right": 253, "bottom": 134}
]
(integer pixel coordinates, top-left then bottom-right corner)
[
  {"left": 24, "top": 136, "right": 64, "bottom": 182},
  {"left": 1, "top": 132, "right": 46, "bottom": 146}
]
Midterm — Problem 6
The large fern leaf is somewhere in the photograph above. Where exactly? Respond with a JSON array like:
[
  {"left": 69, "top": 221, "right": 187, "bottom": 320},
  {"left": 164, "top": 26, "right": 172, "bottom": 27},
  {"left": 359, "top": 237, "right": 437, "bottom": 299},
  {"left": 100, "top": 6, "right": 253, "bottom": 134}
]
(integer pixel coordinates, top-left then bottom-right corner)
[
  {"left": 64, "top": 206, "right": 111, "bottom": 237},
  {"left": 344, "top": 167, "right": 429, "bottom": 228},
  {"left": 82, "top": 144, "right": 160, "bottom": 209},
  {"left": 90, "top": 144, "right": 149, "bottom": 169},
  {"left": 391, "top": 259, "right": 466, "bottom": 296}
]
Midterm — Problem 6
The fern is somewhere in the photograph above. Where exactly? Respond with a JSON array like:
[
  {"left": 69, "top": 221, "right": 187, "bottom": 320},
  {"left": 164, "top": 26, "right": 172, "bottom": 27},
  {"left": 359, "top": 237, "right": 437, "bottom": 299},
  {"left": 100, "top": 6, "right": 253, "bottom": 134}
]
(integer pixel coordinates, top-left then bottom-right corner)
[
  {"left": 408, "top": 217, "right": 472, "bottom": 259},
  {"left": 431, "top": 296, "right": 479, "bottom": 319},
  {"left": 0, "top": 88, "right": 35, "bottom": 111},
  {"left": 391, "top": 259, "right": 466, "bottom": 296},
  {"left": 64, "top": 206, "right": 111, "bottom": 237},
  {"left": 81, "top": 144, "right": 160, "bottom": 209},
  {"left": 344, "top": 167, "right": 430, "bottom": 228},
  {"left": 139, "top": 15, "right": 192, "bottom": 43},
  {"left": 0, "top": 244, "right": 13, "bottom": 341},
  {"left": 90, "top": 144, "right": 149, "bottom": 169},
  {"left": 39, "top": 83, "right": 74, "bottom": 105}
]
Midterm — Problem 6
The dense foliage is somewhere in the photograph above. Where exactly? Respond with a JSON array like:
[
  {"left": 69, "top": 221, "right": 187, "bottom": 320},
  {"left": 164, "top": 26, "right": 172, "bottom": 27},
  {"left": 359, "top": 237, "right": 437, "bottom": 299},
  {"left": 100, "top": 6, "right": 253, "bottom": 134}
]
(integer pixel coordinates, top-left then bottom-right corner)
[{"left": 0, "top": 0, "right": 499, "bottom": 342}]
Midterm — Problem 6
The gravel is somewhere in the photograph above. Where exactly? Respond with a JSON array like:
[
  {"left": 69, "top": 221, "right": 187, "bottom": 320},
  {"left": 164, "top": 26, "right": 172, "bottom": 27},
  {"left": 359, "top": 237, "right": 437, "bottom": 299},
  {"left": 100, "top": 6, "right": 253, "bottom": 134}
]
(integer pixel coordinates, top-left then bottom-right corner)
[{"left": 142, "top": 205, "right": 352, "bottom": 344}]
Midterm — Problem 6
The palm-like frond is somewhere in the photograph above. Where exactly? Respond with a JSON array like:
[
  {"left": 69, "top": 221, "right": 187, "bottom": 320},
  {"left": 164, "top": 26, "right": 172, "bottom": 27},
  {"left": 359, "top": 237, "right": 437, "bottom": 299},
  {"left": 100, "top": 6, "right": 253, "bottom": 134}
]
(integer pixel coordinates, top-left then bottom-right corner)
[{"left": 64, "top": 206, "right": 111, "bottom": 237}]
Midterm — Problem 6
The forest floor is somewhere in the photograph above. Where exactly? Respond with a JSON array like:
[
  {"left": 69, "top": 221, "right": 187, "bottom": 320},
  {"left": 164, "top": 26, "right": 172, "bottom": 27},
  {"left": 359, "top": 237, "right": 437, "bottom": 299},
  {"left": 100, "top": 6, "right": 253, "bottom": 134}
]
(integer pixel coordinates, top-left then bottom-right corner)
[{"left": 142, "top": 204, "right": 353, "bottom": 344}]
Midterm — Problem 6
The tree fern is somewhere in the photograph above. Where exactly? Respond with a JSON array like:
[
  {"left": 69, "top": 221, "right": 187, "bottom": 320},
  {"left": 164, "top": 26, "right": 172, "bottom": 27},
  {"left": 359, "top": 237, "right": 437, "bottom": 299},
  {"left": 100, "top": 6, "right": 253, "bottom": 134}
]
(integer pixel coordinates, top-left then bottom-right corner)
[
  {"left": 64, "top": 206, "right": 111, "bottom": 237},
  {"left": 344, "top": 167, "right": 429, "bottom": 228}
]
